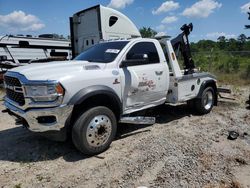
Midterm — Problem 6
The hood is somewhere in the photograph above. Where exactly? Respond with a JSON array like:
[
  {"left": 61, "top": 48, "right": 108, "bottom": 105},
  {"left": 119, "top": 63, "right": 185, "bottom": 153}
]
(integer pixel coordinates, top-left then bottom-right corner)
[{"left": 10, "top": 60, "right": 105, "bottom": 81}]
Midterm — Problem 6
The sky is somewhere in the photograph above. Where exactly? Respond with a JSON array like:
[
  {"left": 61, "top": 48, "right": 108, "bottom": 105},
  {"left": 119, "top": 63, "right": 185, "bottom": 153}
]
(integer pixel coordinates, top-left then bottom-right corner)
[{"left": 0, "top": 0, "right": 249, "bottom": 42}]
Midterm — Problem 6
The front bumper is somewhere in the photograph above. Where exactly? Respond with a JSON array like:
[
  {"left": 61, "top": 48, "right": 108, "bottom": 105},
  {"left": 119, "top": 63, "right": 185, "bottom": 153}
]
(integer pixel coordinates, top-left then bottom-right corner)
[{"left": 4, "top": 100, "right": 73, "bottom": 132}]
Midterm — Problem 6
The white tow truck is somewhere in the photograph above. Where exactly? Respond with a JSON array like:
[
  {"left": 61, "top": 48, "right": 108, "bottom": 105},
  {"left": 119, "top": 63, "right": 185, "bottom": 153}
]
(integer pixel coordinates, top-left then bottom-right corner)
[{"left": 3, "top": 6, "right": 218, "bottom": 155}]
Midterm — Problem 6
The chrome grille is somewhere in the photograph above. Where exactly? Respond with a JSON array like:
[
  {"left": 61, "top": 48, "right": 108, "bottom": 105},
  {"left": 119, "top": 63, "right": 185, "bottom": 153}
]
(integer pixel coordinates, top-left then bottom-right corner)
[{"left": 4, "top": 76, "right": 25, "bottom": 106}]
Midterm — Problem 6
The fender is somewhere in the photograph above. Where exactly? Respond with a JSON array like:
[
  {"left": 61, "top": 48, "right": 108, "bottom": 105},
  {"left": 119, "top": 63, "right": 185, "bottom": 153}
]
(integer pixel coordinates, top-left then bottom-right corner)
[
  {"left": 68, "top": 85, "right": 122, "bottom": 112},
  {"left": 197, "top": 79, "right": 218, "bottom": 105}
]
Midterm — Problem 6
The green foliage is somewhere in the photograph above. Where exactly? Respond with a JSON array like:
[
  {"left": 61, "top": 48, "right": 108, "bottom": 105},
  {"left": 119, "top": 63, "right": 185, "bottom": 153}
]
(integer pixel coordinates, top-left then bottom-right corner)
[
  {"left": 242, "top": 64, "right": 250, "bottom": 79},
  {"left": 219, "top": 57, "right": 240, "bottom": 73},
  {"left": 237, "top": 34, "right": 247, "bottom": 43},
  {"left": 139, "top": 27, "right": 157, "bottom": 38},
  {"left": 14, "top": 184, "right": 22, "bottom": 188},
  {"left": 191, "top": 34, "right": 250, "bottom": 85},
  {"left": 246, "top": 65, "right": 250, "bottom": 76},
  {"left": 217, "top": 36, "right": 227, "bottom": 49}
]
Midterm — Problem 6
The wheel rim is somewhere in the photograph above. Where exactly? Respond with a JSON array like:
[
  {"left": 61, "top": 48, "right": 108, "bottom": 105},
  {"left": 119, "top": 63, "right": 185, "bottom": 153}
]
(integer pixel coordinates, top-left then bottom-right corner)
[
  {"left": 86, "top": 115, "right": 112, "bottom": 147},
  {"left": 203, "top": 90, "right": 213, "bottom": 110}
]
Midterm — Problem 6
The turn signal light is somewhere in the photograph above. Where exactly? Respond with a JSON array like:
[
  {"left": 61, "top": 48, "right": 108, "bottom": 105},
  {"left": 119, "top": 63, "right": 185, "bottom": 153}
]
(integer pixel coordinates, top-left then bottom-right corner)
[{"left": 56, "top": 83, "right": 65, "bottom": 95}]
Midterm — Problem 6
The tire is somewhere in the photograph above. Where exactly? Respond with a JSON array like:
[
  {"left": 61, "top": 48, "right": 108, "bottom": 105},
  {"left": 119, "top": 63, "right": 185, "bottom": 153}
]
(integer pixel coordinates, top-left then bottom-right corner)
[
  {"left": 194, "top": 87, "right": 215, "bottom": 115},
  {"left": 187, "top": 99, "right": 195, "bottom": 109},
  {"left": 72, "top": 106, "right": 117, "bottom": 155}
]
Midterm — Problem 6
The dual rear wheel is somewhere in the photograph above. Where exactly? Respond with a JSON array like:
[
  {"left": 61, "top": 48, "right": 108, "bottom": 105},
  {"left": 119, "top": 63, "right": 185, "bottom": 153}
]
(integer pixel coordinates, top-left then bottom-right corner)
[{"left": 188, "top": 86, "right": 216, "bottom": 114}]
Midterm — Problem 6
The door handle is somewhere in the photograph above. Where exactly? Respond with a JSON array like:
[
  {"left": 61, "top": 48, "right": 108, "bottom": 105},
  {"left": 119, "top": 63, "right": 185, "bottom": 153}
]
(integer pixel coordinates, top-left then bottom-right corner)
[{"left": 155, "top": 71, "right": 163, "bottom": 75}]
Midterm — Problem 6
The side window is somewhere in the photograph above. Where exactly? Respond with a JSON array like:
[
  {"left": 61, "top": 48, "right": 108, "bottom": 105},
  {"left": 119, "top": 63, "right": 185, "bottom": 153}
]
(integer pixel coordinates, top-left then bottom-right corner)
[
  {"left": 109, "top": 16, "right": 118, "bottom": 27},
  {"left": 126, "top": 42, "right": 160, "bottom": 64}
]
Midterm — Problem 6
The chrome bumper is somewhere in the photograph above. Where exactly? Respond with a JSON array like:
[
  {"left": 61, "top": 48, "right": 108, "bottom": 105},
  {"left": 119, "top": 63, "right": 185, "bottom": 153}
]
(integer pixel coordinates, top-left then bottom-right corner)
[{"left": 4, "top": 101, "right": 73, "bottom": 132}]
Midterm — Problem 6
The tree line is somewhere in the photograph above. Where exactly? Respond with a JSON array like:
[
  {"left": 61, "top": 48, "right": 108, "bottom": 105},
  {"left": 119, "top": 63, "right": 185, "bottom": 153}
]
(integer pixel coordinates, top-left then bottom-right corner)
[
  {"left": 190, "top": 34, "right": 250, "bottom": 84},
  {"left": 191, "top": 34, "right": 250, "bottom": 52}
]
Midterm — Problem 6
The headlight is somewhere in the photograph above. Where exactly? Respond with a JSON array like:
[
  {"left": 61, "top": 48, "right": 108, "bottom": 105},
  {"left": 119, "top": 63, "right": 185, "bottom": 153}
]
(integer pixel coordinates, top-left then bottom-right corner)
[{"left": 24, "top": 83, "right": 64, "bottom": 102}]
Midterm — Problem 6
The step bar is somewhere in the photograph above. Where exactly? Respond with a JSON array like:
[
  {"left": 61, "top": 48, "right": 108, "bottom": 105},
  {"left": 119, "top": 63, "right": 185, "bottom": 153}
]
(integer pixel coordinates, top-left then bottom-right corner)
[{"left": 120, "top": 116, "right": 155, "bottom": 125}]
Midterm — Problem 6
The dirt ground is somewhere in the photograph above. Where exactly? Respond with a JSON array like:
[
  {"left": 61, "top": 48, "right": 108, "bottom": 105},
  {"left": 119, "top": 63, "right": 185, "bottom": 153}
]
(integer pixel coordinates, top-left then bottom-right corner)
[{"left": 0, "top": 86, "right": 250, "bottom": 188}]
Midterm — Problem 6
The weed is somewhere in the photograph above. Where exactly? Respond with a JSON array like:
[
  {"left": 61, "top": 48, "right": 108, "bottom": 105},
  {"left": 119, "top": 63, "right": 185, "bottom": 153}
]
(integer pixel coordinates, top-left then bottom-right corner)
[
  {"left": 14, "top": 183, "right": 22, "bottom": 188},
  {"left": 36, "top": 174, "right": 44, "bottom": 182}
]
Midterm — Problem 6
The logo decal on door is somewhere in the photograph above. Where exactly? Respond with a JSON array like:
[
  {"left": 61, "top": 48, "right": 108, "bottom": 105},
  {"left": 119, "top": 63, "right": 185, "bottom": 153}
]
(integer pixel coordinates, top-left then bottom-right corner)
[{"left": 137, "top": 77, "right": 156, "bottom": 93}]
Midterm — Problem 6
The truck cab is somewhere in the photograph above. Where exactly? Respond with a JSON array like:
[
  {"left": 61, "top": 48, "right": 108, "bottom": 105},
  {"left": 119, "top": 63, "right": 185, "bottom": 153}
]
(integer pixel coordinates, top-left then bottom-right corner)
[{"left": 70, "top": 5, "right": 141, "bottom": 57}]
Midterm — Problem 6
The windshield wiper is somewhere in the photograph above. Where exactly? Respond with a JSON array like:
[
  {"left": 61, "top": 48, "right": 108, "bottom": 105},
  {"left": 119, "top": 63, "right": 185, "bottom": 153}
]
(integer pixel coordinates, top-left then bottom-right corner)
[
  {"left": 86, "top": 59, "right": 94, "bottom": 62},
  {"left": 85, "top": 59, "right": 108, "bottom": 63}
]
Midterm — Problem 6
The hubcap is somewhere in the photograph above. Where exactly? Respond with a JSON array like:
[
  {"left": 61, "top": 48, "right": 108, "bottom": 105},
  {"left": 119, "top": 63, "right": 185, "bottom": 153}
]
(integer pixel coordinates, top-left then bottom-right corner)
[
  {"left": 86, "top": 115, "right": 112, "bottom": 147},
  {"left": 203, "top": 90, "right": 213, "bottom": 110}
]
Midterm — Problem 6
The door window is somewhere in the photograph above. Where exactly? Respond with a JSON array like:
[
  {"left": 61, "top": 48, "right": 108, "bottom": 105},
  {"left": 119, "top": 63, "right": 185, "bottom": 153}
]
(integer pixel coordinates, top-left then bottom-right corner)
[{"left": 126, "top": 42, "right": 160, "bottom": 65}]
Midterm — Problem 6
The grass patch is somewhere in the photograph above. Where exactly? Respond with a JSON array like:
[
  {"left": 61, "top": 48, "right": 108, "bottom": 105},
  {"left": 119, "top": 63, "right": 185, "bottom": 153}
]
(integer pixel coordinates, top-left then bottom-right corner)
[
  {"left": 14, "top": 183, "right": 22, "bottom": 188},
  {"left": 215, "top": 72, "right": 250, "bottom": 86}
]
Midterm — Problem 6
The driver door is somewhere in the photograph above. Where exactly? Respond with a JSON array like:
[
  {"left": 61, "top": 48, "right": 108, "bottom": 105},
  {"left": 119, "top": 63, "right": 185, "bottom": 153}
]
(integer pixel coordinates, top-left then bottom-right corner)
[{"left": 120, "top": 41, "right": 168, "bottom": 113}]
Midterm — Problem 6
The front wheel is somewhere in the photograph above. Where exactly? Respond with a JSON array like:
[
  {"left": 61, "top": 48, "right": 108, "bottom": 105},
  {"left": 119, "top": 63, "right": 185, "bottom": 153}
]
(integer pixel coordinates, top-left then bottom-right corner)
[
  {"left": 72, "top": 106, "right": 117, "bottom": 155},
  {"left": 194, "top": 87, "right": 215, "bottom": 115}
]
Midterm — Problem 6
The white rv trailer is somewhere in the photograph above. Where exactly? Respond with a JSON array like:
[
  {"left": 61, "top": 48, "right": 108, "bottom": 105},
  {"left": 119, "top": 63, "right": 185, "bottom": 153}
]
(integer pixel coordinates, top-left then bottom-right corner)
[
  {"left": 0, "top": 35, "right": 71, "bottom": 65},
  {"left": 70, "top": 5, "right": 141, "bottom": 57}
]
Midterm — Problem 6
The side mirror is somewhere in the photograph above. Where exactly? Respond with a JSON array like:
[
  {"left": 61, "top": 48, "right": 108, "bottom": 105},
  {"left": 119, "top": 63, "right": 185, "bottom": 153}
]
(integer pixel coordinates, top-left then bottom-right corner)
[
  {"left": 129, "top": 53, "right": 148, "bottom": 60},
  {"left": 0, "top": 55, "right": 7, "bottom": 61},
  {"left": 120, "top": 54, "right": 148, "bottom": 67}
]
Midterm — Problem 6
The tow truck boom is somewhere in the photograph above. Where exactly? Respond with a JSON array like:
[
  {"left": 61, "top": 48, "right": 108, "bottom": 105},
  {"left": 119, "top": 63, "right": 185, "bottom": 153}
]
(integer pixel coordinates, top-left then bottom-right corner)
[{"left": 171, "top": 23, "right": 195, "bottom": 74}]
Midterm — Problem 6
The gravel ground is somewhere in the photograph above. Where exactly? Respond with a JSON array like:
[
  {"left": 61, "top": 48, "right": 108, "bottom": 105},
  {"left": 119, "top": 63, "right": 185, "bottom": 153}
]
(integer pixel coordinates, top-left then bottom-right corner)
[{"left": 0, "top": 86, "right": 250, "bottom": 188}]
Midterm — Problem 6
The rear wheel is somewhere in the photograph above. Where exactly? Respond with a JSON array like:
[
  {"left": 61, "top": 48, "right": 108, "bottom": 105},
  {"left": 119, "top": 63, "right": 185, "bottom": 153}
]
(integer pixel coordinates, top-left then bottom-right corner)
[
  {"left": 72, "top": 106, "right": 117, "bottom": 155},
  {"left": 193, "top": 87, "right": 215, "bottom": 114}
]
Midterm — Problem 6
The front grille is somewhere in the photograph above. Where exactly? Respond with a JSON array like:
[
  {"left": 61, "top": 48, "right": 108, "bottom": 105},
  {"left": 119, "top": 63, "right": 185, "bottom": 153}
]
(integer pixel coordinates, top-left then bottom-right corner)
[
  {"left": 4, "top": 76, "right": 25, "bottom": 106},
  {"left": 4, "top": 76, "right": 22, "bottom": 87}
]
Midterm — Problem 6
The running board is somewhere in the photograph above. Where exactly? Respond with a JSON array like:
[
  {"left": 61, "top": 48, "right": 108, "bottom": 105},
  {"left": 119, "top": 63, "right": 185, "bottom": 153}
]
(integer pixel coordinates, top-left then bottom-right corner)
[{"left": 120, "top": 116, "right": 155, "bottom": 125}]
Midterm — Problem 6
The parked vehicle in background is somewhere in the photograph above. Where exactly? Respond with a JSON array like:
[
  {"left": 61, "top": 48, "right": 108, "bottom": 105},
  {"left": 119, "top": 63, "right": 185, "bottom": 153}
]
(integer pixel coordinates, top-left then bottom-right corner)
[
  {"left": 0, "top": 35, "right": 71, "bottom": 82},
  {"left": 70, "top": 5, "right": 141, "bottom": 57},
  {"left": 0, "top": 34, "right": 71, "bottom": 64}
]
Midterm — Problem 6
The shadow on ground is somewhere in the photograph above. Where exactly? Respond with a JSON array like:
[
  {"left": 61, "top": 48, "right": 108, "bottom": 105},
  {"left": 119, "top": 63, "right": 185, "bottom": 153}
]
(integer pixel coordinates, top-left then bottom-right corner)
[
  {"left": 0, "top": 103, "right": 199, "bottom": 163},
  {"left": 246, "top": 99, "right": 250, "bottom": 110}
]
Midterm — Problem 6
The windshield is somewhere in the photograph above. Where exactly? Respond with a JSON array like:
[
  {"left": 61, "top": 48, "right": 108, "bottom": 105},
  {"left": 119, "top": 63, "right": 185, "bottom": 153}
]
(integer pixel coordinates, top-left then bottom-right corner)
[{"left": 74, "top": 41, "right": 129, "bottom": 63}]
